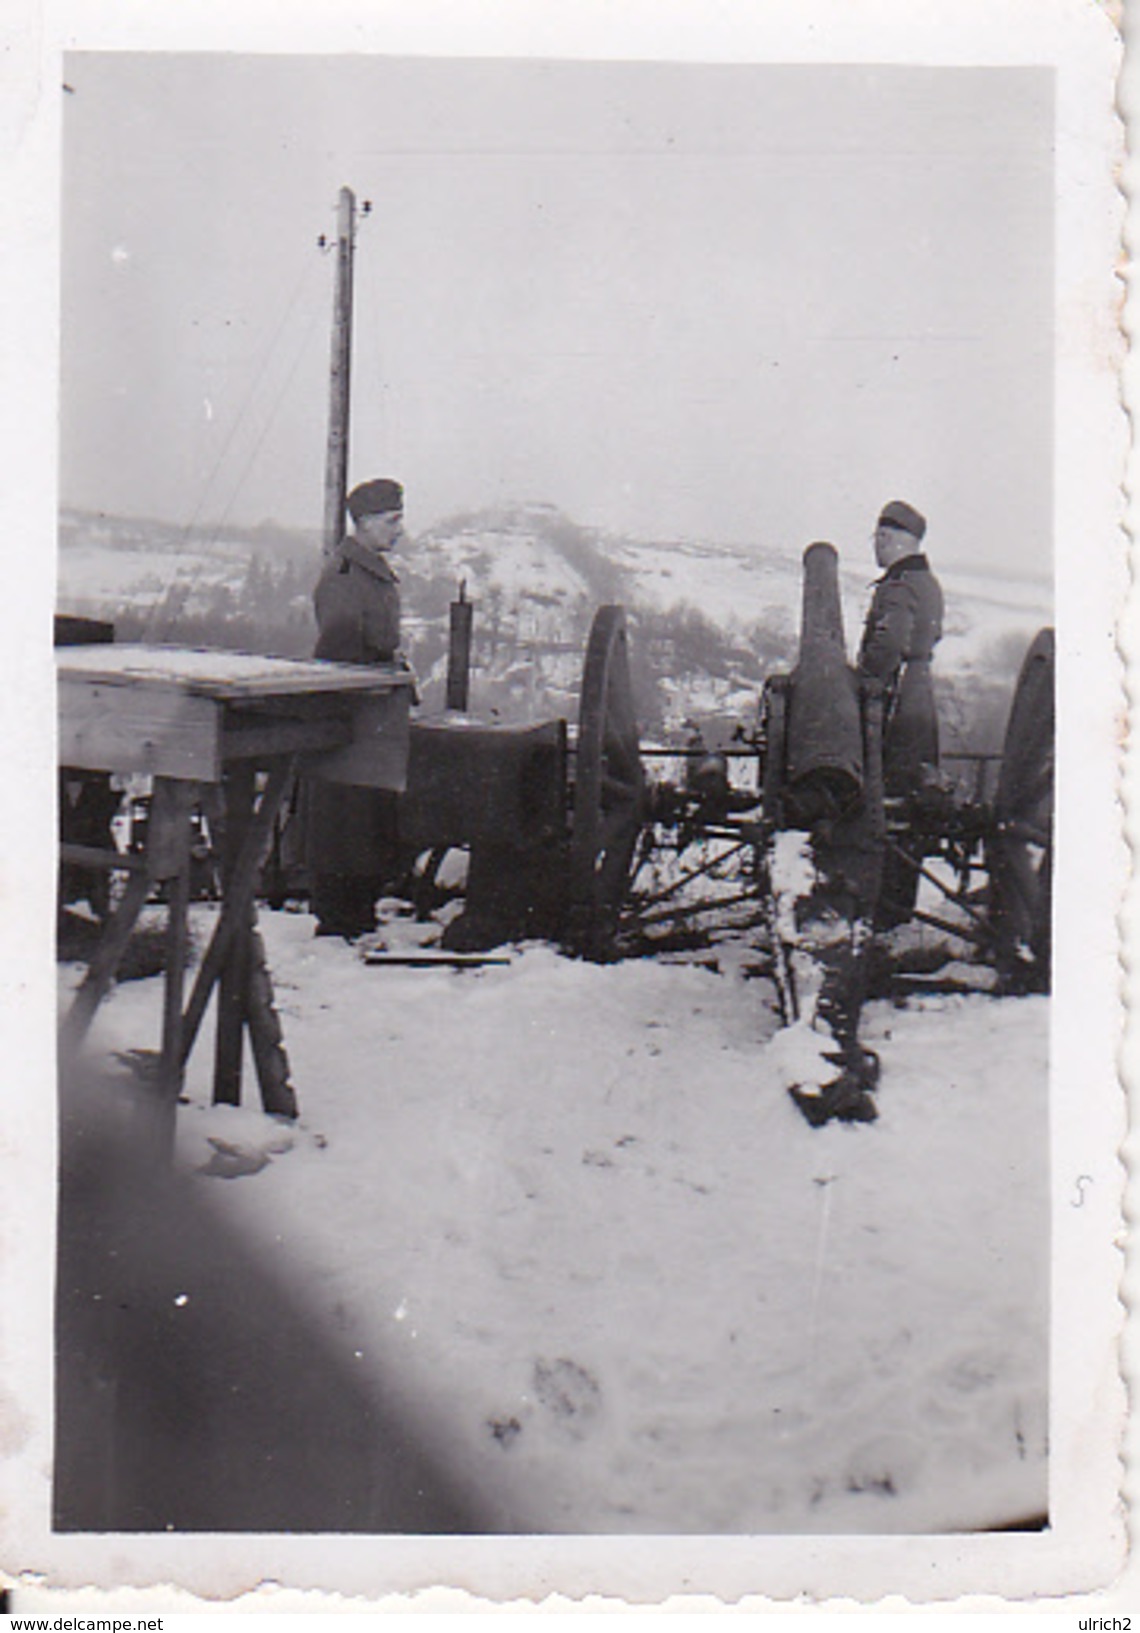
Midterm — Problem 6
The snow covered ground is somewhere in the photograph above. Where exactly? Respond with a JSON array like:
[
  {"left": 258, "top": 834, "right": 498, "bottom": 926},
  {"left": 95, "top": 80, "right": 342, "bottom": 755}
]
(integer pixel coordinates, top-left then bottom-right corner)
[{"left": 60, "top": 902, "right": 1050, "bottom": 1536}]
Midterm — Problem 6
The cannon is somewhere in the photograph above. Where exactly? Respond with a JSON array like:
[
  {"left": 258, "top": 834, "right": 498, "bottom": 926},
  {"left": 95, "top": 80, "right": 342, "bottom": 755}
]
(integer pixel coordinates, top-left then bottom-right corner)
[
  {"left": 72, "top": 542, "right": 1052, "bottom": 1040},
  {"left": 267, "top": 540, "right": 1053, "bottom": 1020},
  {"left": 57, "top": 544, "right": 1053, "bottom": 1127},
  {"left": 616, "top": 546, "right": 1052, "bottom": 997},
  {"left": 397, "top": 543, "right": 882, "bottom": 969},
  {"left": 782, "top": 540, "right": 869, "bottom": 823}
]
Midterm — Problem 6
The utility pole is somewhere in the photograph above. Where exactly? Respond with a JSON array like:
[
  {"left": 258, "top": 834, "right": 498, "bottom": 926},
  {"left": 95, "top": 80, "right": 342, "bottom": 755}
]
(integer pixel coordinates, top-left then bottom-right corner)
[{"left": 322, "top": 185, "right": 356, "bottom": 556}]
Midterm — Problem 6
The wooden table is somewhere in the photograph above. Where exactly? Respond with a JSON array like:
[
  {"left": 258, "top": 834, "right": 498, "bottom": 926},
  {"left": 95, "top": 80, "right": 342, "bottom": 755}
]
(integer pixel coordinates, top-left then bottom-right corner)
[{"left": 58, "top": 644, "right": 414, "bottom": 1151}]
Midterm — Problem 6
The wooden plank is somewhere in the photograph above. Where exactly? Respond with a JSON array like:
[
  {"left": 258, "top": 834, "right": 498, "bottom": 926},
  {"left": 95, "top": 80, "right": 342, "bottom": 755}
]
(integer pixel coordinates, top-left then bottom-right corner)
[
  {"left": 911, "top": 908, "right": 989, "bottom": 949},
  {"left": 59, "top": 842, "right": 147, "bottom": 875},
  {"left": 220, "top": 716, "right": 354, "bottom": 761},
  {"left": 58, "top": 644, "right": 416, "bottom": 702},
  {"left": 197, "top": 662, "right": 413, "bottom": 702},
  {"left": 146, "top": 776, "right": 199, "bottom": 879},
  {"left": 58, "top": 675, "right": 220, "bottom": 781},
  {"left": 302, "top": 689, "right": 410, "bottom": 791},
  {"left": 361, "top": 948, "right": 512, "bottom": 968},
  {"left": 892, "top": 968, "right": 999, "bottom": 995}
]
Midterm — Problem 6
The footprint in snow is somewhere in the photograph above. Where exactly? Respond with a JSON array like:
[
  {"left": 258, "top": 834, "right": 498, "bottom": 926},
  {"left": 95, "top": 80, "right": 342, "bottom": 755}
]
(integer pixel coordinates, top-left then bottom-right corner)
[
  {"left": 533, "top": 1357, "right": 602, "bottom": 1439},
  {"left": 843, "top": 1430, "right": 926, "bottom": 1498},
  {"left": 487, "top": 1415, "right": 522, "bottom": 1450}
]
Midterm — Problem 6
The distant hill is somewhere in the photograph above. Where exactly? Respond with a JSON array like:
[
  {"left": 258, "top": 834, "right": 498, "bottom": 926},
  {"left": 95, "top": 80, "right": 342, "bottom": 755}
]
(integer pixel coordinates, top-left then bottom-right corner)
[{"left": 57, "top": 503, "right": 1051, "bottom": 748}]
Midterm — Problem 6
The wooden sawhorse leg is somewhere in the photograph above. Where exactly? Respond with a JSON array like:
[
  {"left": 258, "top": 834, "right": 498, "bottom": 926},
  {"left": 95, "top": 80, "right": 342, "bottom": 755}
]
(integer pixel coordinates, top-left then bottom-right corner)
[
  {"left": 178, "top": 758, "right": 298, "bottom": 1120},
  {"left": 61, "top": 777, "right": 195, "bottom": 1061},
  {"left": 61, "top": 777, "right": 197, "bottom": 1161},
  {"left": 60, "top": 867, "right": 152, "bottom": 1057},
  {"left": 61, "top": 763, "right": 298, "bottom": 1158},
  {"left": 213, "top": 763, "right": 254, "bottom": 1106},
  {"left": 147, "top": 778, "right": 197, "bottom": 1160}
]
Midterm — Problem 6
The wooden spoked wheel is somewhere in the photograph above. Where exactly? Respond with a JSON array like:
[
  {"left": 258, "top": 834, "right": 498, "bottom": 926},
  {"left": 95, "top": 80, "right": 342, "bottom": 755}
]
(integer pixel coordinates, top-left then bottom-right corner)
[
  {"left": 987, "top": 626, "right": 1054, "bottom": 990},
  {"left": 568, "top": 605, "right": 644, "bottom": 958}
]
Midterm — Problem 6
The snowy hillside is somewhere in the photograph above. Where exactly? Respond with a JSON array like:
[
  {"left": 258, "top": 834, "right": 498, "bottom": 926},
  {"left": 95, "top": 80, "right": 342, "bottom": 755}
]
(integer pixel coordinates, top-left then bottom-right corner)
[
  {"left": 57, "top": 510, "right": 313, "bottom": 606},
  {"left": 56, "top": 503, "right": 1051, "bottom": 741},
  {"left": 616, "top": 532, "right": 1051, "bottom": 676}
]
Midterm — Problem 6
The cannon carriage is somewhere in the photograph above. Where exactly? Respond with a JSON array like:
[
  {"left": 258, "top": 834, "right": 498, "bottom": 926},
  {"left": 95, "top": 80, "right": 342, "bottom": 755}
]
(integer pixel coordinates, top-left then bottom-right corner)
[
  {"left": 603, "top": 546, "right": 1054, "bottom": 998},
  {"left": 284, "top": 541, "right": 1054, "bottom": 1003}
]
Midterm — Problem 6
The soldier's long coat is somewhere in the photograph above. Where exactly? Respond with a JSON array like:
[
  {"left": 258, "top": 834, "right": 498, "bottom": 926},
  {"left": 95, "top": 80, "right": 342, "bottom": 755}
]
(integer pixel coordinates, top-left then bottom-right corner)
[
  {"left": 857, "top": 552, "right": 944, "bottom": 796},
  {"left": 306, "top": 537, "right": 401, "bottom": 877}
]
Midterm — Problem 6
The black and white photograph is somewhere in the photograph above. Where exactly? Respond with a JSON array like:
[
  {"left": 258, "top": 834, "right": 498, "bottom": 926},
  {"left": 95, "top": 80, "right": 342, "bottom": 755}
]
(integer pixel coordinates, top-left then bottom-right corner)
[{"left": 0, "top": 0, "right": 1128, "bottom": 1611}]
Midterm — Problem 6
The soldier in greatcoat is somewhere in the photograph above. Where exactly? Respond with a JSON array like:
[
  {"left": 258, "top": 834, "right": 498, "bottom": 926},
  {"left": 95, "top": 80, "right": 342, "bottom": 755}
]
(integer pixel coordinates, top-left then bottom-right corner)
[
  {"left": 857, "top": 499, "right": 944, "bottom": 928},
  {"left": 307, "top": 478, "right": 405, "bottom": 937}
]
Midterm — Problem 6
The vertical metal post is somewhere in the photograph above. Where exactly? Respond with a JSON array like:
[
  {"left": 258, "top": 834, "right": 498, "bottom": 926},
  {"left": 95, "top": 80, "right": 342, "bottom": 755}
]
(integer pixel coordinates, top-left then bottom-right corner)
[
  {"left": 761, "top": 676, "right": 789, "bottom": 829},
  {"left": 323, "top": 186, "right": 356, "bottom": 556},
  {"left": 446, "top": 580, "right": 473, "bottom": 712}
]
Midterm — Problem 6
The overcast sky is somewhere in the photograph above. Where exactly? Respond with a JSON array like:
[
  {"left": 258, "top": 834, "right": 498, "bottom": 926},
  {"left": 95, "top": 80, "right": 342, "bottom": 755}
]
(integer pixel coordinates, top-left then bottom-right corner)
[{"left": 60, "top": 54, "right": 1053, "bottom": 576}]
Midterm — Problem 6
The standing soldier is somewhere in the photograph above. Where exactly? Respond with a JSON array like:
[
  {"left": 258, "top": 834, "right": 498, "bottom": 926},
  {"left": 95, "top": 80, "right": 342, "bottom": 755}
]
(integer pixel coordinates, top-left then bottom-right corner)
[
  {"left": 307, "top": 478, "right": 405, "bottom": 938},
  {"left": 857, "top": 499, "right": 944, "bottom": 929}
]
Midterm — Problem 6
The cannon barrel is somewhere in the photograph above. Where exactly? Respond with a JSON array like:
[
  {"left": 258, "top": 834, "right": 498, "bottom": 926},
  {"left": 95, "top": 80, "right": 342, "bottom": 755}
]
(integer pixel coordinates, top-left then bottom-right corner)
[{"left": 784, "top": 541, "right": 864, "bottom": 819}]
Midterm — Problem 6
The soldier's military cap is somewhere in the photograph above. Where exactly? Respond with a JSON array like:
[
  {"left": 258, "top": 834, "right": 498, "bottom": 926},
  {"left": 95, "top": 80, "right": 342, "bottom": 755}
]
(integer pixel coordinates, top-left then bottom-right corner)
[
  {"left": 878, "top": 500, "right": 926, "bottom": 540},
  {"left": 348, "top": 478, "right": 404, "bottom": 520}
]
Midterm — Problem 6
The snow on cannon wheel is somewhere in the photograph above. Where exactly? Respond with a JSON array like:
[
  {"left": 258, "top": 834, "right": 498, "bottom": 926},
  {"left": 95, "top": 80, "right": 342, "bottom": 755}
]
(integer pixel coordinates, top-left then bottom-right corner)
[
  {"left": 567, "top": 605, "right": 645, "bottom": 960},
  {"left": 987, "top": 626, "right": 1054, "bottom": 990}
]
